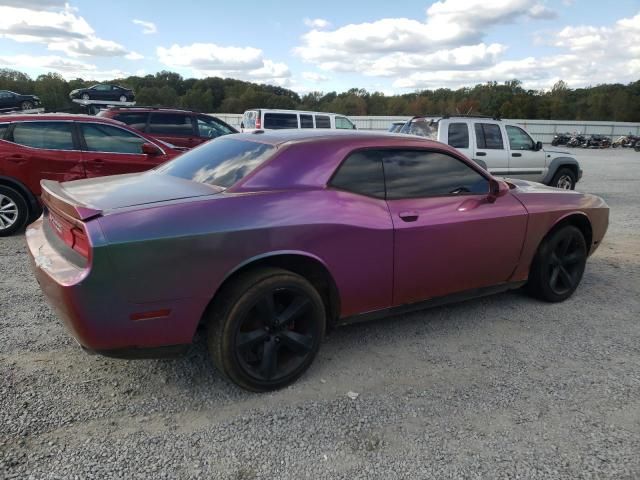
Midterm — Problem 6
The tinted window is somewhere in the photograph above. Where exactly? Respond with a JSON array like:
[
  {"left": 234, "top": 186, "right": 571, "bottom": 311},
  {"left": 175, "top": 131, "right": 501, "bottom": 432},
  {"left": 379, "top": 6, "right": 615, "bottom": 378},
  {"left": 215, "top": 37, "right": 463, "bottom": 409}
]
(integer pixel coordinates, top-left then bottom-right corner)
[
  {"left": 156, "top": 137, "right": 275, "bottom": 188},
  {"left": 0, "top": 124, "right": 8, "bottom": 139},
  {"left": 448, "top": 122, "right": 469, "bottom": 148},
  {"left": 315, "top": 115, "right": 331, "bottom": 129},
  {"left": 474, "top": 123, "right": 504, "bottom": 149},
  {"left": 263, "top": 113, "right": 298, "bottom": 129},
  {"left": 506, "top": 125, "right": 535, "bottom": 150},
  {"left": 336, "top": 117, "right": 354, "bottom": 129},
  {"left": 11, "top": 122, "right": 74, "bottom": 150},
  {"left": 300, "top": 114, "right": 314, "bottom": 128},
  {"left": 148, "top": 113, "right": 195, "bottom": 136},
  {"left": 93, "top": 84, "right": 111, "bottom": 91},
  {"left": 113, "top": 112, "right": 148, "bottom": 131},
  {"left": 242, "top": 110, "right": 258, "bottom": 129},
  {"left": 0, "top": 91, "right": 14, "bottom": 99},
  {"left": 196, "top": 116, "right": 234, "bottom": 138},
  {"left": 80, "top": 123, "right": 146, "bottom": 154},
  {"left": 383, "top": 150, "right": 489, "bottom": 199},
  {"left": 330, "top": 151, "right": 385, "bottom": 198}
]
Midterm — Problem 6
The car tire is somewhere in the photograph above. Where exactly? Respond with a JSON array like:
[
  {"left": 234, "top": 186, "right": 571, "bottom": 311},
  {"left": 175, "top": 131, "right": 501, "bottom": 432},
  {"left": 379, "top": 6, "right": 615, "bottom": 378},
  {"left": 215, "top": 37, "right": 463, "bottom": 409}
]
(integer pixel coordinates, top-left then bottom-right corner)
[
  {"left": 526, "top": 225, "right": 587, "bottom": 303},
  {"left": 0, "top": 185, "right": 29, "bottom": 237},
  {"left": 206, "top": 267, "right": 326, "bottom": 392},
  {"left": 119, "top": 95, "right": 127, "bottom": 102},
  {"left": 550, "top": 167, "right": 576, "bottom": 190},
  {"left": 81, "top": 93, "right": 90, "bottom": 100},
  {"left": 20, "top": 101, "right": 34, "bottom": 110}
]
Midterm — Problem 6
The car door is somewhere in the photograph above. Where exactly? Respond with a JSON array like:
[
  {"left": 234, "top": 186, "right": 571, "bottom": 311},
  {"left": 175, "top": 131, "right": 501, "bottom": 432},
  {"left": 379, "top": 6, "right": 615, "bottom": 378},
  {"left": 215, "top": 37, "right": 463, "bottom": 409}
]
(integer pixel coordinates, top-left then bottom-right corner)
[
  {"left": 505, "top": 125, "right": 546, "bottom": 182},
  {"left": 472, "top": 122, "right": 509, "bottom": 175},
  {"left": 382, "top": 148, "right": 528, "bottom": 306},
  {"left": 78, "top": 122, "right": 166, "bottom": 177},
  {"left": 148, "top": 112, "right": 197, "bottom": 148},
  {"left": 3, "top": 121, "right": 85, "bottom": 195}
]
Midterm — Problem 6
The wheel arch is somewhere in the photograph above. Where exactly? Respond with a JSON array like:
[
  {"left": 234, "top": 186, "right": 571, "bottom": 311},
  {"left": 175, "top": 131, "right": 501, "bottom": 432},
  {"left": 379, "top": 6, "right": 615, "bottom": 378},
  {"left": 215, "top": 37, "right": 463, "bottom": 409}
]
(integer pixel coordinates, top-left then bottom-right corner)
[
  {"left": 545, "top": 212, "right": 593, "bottom": 255},
  {"left": 0, "top": 175, "right": 41, "bottom": 221},
  {"left": 203, "top": 251, "right": 341, "bottom": 330},
  {"left": 542, "top": 157, "right": 580, "bottom": 185}
]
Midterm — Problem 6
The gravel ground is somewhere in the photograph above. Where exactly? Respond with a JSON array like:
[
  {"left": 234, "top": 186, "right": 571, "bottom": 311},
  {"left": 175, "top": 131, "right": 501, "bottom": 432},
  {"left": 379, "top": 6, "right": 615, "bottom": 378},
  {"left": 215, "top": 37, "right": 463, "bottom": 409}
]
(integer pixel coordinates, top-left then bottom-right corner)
[{"left": 1, "top": 148, "right": 639, "bottom": 479}]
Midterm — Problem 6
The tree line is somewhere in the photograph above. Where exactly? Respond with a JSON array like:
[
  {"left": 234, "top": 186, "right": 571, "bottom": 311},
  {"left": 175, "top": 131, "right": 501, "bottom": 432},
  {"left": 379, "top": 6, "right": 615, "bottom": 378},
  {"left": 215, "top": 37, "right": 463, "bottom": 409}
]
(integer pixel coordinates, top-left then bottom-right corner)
[{"left": 1, "top": 68, "right": 639, "bottom": 121}]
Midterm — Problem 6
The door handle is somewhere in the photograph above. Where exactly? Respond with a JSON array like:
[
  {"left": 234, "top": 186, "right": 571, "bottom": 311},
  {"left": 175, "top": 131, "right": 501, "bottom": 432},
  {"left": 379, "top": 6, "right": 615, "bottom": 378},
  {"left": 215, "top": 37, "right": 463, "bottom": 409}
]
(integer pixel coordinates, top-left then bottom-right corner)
[
  {"left": 476, "top": 152, "right": 487, "bottom": 157},
  {"left": 7, "top": 154, "right": 26, "bottom": 164},
  {"left": 511, "top": 152, "right": 522, "bottom": 157},
  {"left": 399, "top": 211, "right": 419, "bottom": 222},
  {"left": 91, "top": 158, "right": 105, "bottom": 163}
]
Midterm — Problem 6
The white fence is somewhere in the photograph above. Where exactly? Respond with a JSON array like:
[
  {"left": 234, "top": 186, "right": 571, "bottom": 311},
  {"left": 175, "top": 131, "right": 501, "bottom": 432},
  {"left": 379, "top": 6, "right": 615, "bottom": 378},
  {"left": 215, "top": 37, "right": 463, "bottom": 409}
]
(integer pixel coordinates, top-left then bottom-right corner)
[{"left": 214, "top": 114, "right": 640, "bottom": 144}]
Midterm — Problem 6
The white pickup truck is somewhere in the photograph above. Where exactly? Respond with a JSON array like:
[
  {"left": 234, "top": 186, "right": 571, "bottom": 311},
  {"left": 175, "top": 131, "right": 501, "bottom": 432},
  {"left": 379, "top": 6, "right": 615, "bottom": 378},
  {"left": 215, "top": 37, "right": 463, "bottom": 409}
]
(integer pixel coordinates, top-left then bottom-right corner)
[{"left": 400, "top": 115, "right": 582, "bottom": 190}]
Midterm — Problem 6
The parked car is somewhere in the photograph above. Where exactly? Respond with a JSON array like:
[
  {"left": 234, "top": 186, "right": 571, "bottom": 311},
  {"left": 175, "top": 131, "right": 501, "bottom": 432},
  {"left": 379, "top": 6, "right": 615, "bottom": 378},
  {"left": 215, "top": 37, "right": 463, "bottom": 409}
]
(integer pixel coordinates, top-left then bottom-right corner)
[
  {"left": 0, "top": 90, "right": 42, "bottom": 112},
  {"left": 98, "top": 107, "right": 237, "bottom": 149},
  {"left": 26, "top": 130, "right": 608, "bottom": 391},
  {"left": 388, "top": 121, "right": 406, "bottom": 133},
  {"left": 399, "top": 115, "right": 582, "bottom": 190},
  {"left": 0, "top": 114, "right": 180, "bottom": 236},
  {"left": 69, "top": 84, "right": 134, "bottom": 103},
  {"left": 241, "top": 109, "right": 356, "bottom": 132}
]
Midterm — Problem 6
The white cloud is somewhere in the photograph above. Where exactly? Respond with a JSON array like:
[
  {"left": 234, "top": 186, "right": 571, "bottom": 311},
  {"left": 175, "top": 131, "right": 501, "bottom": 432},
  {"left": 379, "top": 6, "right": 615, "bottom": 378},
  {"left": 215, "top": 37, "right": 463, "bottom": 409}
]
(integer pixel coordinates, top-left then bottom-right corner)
[
  {"left": 302, "top": 71, "right": 330, "bottom": 82},
  {"left": 0, "top": 54, "right": 130, "bottom": 80},
  {"left": 0, "top": 4, "right": 136, "bottom": 58},
  {"left": 125, "top": 51, "right": 144, "bottom": 60},
  {"left": 303, "top": 18, "right": 330, "bottom": 29},
  {"left": 157, "top": 42, "right": 291, "bottom": 86},
  {"left": 132, "top": 19, "right": 157, "bottom": 34},
  {"left": 528, "top": 3, "right": 557, "bottom": 19}
]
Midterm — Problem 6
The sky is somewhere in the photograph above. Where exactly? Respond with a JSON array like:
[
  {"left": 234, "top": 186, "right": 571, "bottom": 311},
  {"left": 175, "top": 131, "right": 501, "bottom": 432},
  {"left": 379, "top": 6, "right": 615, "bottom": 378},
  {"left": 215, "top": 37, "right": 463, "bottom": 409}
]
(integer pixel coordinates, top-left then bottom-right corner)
[{"left": 0, "top": 0, "right": 639, "bottom": 94}]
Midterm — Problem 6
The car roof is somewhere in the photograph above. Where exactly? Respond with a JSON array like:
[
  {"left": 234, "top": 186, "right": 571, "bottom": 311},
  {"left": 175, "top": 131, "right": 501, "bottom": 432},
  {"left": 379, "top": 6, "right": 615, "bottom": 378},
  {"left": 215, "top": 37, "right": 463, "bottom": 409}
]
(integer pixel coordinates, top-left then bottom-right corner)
[
  {"left": 0, "top": 113, "right": 130, "bottom": 124},
  {"left": 245, "top": 108, "right": 345, "bottom": 116},
  {"left": 102, "top": 107, "right": 194, "bottom": 114}
]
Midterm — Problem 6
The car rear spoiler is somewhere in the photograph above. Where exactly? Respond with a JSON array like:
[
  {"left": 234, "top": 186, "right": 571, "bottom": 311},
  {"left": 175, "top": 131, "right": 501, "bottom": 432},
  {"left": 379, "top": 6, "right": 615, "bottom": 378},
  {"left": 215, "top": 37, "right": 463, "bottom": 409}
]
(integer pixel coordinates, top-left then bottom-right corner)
[{"left": 41, "top": 180, "right": 103, "bottom": 221}]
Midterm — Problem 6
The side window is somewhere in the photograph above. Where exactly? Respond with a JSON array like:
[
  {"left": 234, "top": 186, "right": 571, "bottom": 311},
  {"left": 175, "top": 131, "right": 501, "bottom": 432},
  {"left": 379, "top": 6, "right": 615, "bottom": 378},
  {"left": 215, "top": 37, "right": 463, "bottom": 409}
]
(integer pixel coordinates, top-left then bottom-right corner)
[
  {"left": 263, "top": 113, "right": 298, "bottom": 129},
  {"left": 113, "top": 112, "right": 149, "bottom": 131},
  {"left": 300, "top": 114, "right": 314, "bottom": 129},
  {"left": 242, "top": 110, "right": 258, "bottom": 129},
  {"left": 196, "top": 116, "right": 234, "bottom": 138},
  {"left": 94, "top": 84, "right": 110, "bottom": 91},
  {"left": 506, "top": 125, "right": 535, "bottom": 150},
  {"left": 10, "top": 122, "right": 74, "bottom": 150},
  {"left": 448, "top": 122, "right": 469, "bottom": 149},
  {"left": 383, "top": 150, "right": 489, "bottom": 199},
  {"left": 335, "top": 117, "right": 354, "bottom": 129},
  {"left": 148, "top": 113, "right": 195, "bottom": 136},
  {"left": 0, "top": 124, "right": 8, "bottom": 140},
  {"left": 80, "top": 123, "right": 146, "bottom": 154},
  {"left": 330, "top": 150, "right": 385, "bottom": 198},
  {"left": 474, "top": 123, "right": 504, "bottom": 150},
  {"left": 315, "top": 115, "right": 331, "bottom": 129}
]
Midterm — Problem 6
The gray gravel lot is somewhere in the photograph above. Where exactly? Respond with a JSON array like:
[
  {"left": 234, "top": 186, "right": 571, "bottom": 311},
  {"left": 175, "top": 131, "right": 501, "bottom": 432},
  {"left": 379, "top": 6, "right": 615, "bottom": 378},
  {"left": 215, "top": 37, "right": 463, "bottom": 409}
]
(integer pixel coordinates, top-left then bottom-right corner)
[{"left": 1, "top": 148, "right": 639, "bottom": 479}]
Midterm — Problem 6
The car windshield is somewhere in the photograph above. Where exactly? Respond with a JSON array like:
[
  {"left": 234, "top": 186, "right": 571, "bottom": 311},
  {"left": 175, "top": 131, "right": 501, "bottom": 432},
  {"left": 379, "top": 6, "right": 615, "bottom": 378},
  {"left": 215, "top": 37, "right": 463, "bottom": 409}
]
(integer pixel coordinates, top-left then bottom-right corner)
[{"left": 155, "top": 137, "right": 275, "bottom": 188}]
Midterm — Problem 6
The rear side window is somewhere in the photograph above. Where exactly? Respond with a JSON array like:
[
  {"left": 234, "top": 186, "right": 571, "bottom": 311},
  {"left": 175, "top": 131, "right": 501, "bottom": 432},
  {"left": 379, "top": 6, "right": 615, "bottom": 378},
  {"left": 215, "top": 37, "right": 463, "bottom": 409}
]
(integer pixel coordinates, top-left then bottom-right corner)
[
  {"left": 156, "top": 137, "right": 275, "bottom": 188},
  {"left": 330, "top": 150, "right": 385, "bottom": 198},
  {"left": 80, "top": 123, "right": 146, "bottom": 154},
  {"left": 474, "top": 123, "right": 504, "bottom": 149},
  {"left": 300, "top": 114, "right": 314, "bottom": 128},
  {"left": 0, "top": 123, "right": 8, "bottom": 139},
  {"left": 263, "top": 113, "right": 298, "bottom": 129},
  {"left": 315, "top": 115, "right": 331, "bottom": 129},
  {"left": 113, "top": 112, "right": 149, "bottom": 131},
  {"left": 148, "top": 113, "right": 195, "bottom": 136},
  {"left": 448, "top": 123, "right": 469, "bottom": 148},
  {"left": 11, "top": 122, "right": 74, "bottom": 150},
  {"left": 383, "top": 150, "right": 489, "bottom": 199}
]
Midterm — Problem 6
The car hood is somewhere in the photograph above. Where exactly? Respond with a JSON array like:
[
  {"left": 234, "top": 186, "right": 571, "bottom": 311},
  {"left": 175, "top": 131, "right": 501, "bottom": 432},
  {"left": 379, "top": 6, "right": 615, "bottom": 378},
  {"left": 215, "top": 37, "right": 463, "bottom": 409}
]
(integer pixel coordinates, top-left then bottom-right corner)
[
  {"left": 506, "top": 178, "right": 579, "bottom": 194},
  {"left": 543, "top": 148, "right": 572, "bottom": 156},
  {"left": 53, "top": 172, "right": 223, "bottom": 212}
]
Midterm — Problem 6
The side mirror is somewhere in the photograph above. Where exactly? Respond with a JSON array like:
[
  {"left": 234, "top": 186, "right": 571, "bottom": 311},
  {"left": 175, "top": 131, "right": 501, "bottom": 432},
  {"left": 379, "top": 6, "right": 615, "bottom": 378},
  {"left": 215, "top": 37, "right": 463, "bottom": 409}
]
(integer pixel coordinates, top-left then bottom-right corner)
[
  {"left": 240, "top": 122, "right": 245, "bottom": 130},
  {"left": 141, "top": 142, "right": 161, "bottom": 156},
  {"left": 487, "top": 179, "right": 509, "bottom": 203},
  {"left": 535, "top": 141, "right": 543, "bottom": 151}
]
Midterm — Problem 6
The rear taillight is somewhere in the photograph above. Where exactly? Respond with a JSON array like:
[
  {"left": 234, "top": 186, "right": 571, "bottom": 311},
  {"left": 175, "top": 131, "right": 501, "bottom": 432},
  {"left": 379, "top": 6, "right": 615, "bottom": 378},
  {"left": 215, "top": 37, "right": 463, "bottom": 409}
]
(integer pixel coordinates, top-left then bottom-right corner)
[
  {"left": 70, "top": 227, "right": 90, "bottom": 258},
  {"left": 255, "top": 116, "right": 262, "bottom": 129},
  {"left": 48, "top": 210, "right": 91, "bottom": 259}
]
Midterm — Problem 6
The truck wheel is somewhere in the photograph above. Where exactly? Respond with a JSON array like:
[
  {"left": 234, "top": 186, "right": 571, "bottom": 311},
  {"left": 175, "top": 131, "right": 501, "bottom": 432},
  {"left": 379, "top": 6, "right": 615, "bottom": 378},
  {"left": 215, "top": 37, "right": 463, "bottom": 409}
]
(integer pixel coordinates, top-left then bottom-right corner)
[
  {"left": 550, "top": 168, "right": 576, "bottom": 190},
  {"left": 0, "top": 185, "right": 29, "bottom": 237}
]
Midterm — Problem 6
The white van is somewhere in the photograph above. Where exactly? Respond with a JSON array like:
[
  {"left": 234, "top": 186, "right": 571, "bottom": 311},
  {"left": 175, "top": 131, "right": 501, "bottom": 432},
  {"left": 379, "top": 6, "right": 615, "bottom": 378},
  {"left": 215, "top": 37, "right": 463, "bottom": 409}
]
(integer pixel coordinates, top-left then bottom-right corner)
[{"left": 241, "top": 109, "right": 356, "bottom": 132}]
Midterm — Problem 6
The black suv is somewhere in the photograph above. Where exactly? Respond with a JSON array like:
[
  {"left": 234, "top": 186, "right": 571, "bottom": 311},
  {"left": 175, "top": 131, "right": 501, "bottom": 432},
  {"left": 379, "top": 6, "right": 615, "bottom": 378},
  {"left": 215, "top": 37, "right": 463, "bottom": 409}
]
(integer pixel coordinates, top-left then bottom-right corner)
[{"left": 98, "top": 107, "right": 237, "bottom": 149}]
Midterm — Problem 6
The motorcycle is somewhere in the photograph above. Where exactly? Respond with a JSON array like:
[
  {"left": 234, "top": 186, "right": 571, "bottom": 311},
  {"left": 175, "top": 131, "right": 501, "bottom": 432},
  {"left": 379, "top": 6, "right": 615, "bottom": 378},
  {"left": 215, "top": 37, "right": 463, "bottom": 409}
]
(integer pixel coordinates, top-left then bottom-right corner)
[
  {"left": 551, "top": 133, "right": 572, "bottom": 146},
  {"left": 612, "top": 135, "right": 640, "bottom": 148},
  {"left": 584, "top": 134, "right": 612, "bottom": 148},
  {"left": 567, "top": 134, "right": 587, "bottom": 147}
]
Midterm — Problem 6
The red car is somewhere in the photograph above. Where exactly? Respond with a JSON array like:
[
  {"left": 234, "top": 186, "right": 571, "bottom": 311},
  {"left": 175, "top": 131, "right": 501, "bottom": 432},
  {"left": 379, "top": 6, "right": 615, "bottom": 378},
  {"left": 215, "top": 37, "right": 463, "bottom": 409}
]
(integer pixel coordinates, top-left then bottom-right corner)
[
  {"left": 97, "top": 107, "right": 237, "bottom": 149},
  {"left": 26, "top": 130, "right": 608, "bottom": 391},
  {"left": 0, "top": 114, "right": 180, "bottom": 236}
]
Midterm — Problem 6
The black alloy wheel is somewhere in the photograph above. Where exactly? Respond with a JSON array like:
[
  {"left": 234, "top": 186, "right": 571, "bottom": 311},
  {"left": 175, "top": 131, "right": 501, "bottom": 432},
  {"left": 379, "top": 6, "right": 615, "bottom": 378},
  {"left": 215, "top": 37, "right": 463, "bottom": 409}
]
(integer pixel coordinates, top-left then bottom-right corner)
[
  {"left": 207, "top": 268, "right": 325, "bottom": 391},
  {"left": 21, "top": 101, "right": 34, "bottom": 110},
  {"left": 527, "top": 225, "right": 587, "bottom": 302}
]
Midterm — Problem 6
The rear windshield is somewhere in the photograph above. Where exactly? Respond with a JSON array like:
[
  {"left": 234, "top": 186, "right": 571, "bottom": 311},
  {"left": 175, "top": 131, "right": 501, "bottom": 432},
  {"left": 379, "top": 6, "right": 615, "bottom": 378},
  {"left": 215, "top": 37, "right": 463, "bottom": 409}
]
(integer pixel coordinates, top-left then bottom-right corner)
[
  {"left": 155, "top": 137, "right": 275, "bottom": 188},
  {"left": 400, "top": 118, "right": 438, "bottom": 139},
  {"left": 242, "top": 110, "right": 258, "bottom": 129}
]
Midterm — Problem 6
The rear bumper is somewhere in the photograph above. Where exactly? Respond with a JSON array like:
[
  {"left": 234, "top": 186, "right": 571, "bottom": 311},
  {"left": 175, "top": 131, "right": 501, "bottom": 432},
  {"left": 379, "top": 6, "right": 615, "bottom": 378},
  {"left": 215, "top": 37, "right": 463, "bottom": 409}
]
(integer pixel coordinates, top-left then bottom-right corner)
[{"left": 26, "top": 216, "right": 201, "bottom": 354}]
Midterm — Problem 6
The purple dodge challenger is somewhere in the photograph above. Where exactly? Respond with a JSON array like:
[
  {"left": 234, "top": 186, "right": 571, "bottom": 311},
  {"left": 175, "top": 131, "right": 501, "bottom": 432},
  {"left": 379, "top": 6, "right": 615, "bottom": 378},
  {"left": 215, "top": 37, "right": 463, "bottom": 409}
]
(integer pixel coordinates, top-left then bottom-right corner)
[{"left": 27, "top": 130, "right": 609, "bottom": 391}]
